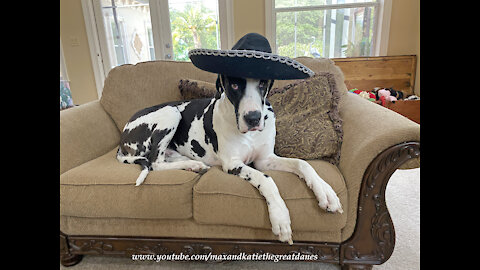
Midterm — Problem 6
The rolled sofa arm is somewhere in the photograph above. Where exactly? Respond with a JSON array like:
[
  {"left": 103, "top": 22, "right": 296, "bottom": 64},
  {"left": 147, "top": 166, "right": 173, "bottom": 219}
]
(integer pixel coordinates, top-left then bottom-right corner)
[
  {"left": 337, "top": 92, "right": 420, "bottom": 242},
  {"left": 60, "top": 100, "right": 121, "bottom": 175}
]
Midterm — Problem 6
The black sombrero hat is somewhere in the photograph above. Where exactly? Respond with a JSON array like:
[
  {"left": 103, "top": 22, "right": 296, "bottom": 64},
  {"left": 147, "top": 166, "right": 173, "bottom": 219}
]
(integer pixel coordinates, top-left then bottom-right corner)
[{"left": 188, "top": 33, "right": 314, "bottom": 80}]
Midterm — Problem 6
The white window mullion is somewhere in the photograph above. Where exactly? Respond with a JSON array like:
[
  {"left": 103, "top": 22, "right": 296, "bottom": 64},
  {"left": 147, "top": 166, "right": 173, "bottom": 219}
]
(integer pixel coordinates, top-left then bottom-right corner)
[
  {"left": 150, "top": 0, "right": 173, "bottom": 60},
  {"left": 265, "top": 0, "right": 276, "bottom": 53},
  {"left": 81, "top": 0, "right": 107, "bottom": 99},
  {"left": 374, "top": 0, "right": 392, "bottom": 56},
  {"left": 370, "top": 2, "right": 380, "bottom": 56},
  {"left": 218, "top": 0, "right": 235, "bottom": 50}
]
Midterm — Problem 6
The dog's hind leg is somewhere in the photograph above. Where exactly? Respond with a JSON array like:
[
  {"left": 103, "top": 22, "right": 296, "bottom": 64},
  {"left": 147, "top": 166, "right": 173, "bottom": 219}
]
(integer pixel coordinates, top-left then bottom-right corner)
[
  {"left": 164, "top": 148, "right": 193, "bottom": 162},
  {"left": 148, "top": 131, "right": 210, "bottom": 175},
  {"left": 116, "top": 155, "right": 151, "bottom": 186},
  {"left": 119, "top": 106, "right": 182, "bottom": 186},
  {"left": 152, "top": 159, "right": 210, "bottom": 173},
  {"left": 152, "top": 148, "right": 210, "bottom": 173}
]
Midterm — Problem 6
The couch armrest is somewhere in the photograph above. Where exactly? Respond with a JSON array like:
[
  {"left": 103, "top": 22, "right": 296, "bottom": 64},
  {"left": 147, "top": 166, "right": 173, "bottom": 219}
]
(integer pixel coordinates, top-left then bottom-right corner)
[
  {"left": 337, "top": 93, "right": 420, "bottom": 241},
  {"left": 60, "top": 100, "right": 121, "bottom": 175}
]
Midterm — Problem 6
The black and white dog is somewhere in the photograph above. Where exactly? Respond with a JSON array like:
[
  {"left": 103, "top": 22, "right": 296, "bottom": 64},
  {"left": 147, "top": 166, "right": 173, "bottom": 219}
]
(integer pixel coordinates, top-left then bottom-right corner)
[{"left": 117, "top": 74, "right": 343, "bottom": 244}]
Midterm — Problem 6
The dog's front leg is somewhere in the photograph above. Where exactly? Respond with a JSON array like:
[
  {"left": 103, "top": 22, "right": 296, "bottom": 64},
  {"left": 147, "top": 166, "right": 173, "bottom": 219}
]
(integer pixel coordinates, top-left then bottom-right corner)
[
  {"left": 255, "top": 154, "right": 343, "bottom": 213},
  {"left": 222, "top": 160, "right": 293, "bottom": 244}
]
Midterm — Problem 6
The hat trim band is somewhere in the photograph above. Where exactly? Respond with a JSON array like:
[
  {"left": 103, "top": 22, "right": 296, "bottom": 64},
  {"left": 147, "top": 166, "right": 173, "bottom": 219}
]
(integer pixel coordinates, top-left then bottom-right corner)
[{"left": 189, "top": 48, "right": 315, "bottom": 77}]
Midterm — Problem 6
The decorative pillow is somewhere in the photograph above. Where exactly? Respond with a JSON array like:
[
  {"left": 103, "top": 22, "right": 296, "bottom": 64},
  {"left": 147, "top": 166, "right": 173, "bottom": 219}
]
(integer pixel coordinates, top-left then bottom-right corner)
[
  {"left": 268, "top": 73, "right": 343, "bottom": 165},
  {"left": 178, "top": 79, "right": 218, "bottom": 100},
  {"left": 177, "top": 73, "right": 343, "bottom": 165}
]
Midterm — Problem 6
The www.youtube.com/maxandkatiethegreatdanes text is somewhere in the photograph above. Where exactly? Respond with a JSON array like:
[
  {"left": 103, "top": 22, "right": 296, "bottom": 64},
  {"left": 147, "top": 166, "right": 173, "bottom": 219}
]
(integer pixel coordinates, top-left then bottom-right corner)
[{"left": 131, "top": 252, "right": 318, "bottom": 263}]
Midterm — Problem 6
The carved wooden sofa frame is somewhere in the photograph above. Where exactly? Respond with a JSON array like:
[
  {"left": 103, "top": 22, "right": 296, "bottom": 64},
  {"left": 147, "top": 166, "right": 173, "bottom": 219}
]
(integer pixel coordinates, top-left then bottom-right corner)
[{"left": 60, "top": 142, "right": 420, "bottom": 270}]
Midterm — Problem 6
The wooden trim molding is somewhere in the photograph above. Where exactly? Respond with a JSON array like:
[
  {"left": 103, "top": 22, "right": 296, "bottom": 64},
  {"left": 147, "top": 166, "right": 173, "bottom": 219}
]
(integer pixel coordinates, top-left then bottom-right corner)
[
  {"left": 60, "top": 142, "right": 420, "bottom": 269},
  {"left": 65, "top": 236, "right": 340, "bottom": 261},
  {"left": 340, "top": 142, "right": 420, "bottom": 268}
]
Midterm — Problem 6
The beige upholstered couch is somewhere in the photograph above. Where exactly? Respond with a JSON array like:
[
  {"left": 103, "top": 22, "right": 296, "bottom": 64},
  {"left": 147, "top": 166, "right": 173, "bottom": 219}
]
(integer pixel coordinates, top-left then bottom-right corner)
[{"left": 60, "top": 57, "right": 420, "bottom": 269}]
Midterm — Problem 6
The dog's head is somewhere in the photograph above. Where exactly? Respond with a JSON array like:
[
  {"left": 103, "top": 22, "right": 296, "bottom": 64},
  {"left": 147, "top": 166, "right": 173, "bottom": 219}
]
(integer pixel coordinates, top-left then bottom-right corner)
[{"left": 216, "top": 75, "right": 274, "bottom": 133}]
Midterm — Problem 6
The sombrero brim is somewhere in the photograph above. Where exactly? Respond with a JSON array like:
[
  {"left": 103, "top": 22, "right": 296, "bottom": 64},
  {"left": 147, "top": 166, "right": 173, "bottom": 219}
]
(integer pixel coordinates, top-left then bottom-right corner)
[{"left": 189, "top": 49, "right": 315, "bottom": 80}]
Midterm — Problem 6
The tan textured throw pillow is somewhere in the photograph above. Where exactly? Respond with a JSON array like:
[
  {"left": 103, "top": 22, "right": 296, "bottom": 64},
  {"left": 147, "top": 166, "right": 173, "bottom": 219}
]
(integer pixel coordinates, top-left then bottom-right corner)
[
  {"left": 178, "top": 79, "right": 218, "bottom": 100},
  {"left": 177, "top": 73, "right": 343, "bottom": 165},
  {"left": 269, "top": 73, "right": 342, "bottom": 165}
]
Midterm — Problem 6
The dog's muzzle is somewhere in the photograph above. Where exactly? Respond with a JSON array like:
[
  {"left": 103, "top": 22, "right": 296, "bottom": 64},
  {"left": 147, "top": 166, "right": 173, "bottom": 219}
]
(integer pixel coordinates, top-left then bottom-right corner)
[{"left": 244, "top": 110, "right": 262, "bottom": 131}]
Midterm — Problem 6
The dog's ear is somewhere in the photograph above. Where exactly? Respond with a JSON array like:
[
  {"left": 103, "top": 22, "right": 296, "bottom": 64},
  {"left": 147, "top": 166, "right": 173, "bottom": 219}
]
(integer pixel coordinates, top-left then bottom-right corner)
[
  {"left": 216, "top": 75, "right": 225, "bottom": 93},
  {"left": 215, "top": 75, "right": 225, "bottom": 99},
  {"left": 266, "top": 79, "right": 275, "bottom": 97},
  {"left": 268, "top": 80, "right": 275, "bottom": 91}
]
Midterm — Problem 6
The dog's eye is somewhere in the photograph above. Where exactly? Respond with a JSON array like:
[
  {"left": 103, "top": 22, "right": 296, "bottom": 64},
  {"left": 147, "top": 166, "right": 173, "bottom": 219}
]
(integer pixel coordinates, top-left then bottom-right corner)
[{"left": 231, "top": 83, "right": 238, "bottom": 90}]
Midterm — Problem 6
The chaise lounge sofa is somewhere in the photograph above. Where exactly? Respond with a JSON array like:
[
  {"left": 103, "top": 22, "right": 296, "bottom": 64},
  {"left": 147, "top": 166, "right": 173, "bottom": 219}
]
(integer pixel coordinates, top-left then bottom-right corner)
[{"left": 60, "top": 57, "right": 420, "bottom": 269}]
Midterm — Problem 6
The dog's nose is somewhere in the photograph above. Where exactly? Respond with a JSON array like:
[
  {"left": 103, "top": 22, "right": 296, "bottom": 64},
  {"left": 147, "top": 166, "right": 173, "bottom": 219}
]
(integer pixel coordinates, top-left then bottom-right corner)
[{"left": 244, "top": 111, "right": 261, "bottom": 127}]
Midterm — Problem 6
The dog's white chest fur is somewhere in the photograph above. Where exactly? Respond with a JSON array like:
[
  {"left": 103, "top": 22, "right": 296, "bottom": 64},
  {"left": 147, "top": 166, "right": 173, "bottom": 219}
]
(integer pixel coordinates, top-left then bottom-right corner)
[{"left": 213, "top": 94, "right": 276, "bottom": 165}]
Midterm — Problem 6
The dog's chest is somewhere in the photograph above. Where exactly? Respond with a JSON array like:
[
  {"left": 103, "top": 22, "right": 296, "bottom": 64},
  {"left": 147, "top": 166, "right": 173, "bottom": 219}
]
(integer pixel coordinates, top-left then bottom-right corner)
[
  {"left": 230, "top": 134, "right": 264, "bottom": 164},
  {"left": 175, "top": 114, "right": 267, "bottom": 165},
  {"left": 216, "top": 123, "right": 274, "bottom": 165},
  {"left": 171, "top": 97, "right": 274, "bottom": 166}
]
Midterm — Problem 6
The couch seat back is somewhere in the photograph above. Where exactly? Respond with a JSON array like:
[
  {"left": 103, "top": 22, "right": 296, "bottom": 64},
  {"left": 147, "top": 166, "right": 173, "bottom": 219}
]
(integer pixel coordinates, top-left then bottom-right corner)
[
  {"left": 99, "top": 57, "right": 347, "bottom": 132},
  {"left": 100, "top": 60, "right": 217, "bottom": 132}
]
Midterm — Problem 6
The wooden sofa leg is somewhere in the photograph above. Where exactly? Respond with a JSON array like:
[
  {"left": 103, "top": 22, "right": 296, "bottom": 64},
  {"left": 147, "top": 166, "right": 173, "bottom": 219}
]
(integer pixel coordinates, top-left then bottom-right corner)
[
  {"left": 341, "top": 264, "right": 372, "bottom": 270},
  {"left": 61, "top": 231, "right": 83, "bottom": 267},
  {"left": 60, "top": 254, "right": 83, "bottom": 267},
  {"left": 340, "top": 142, "right": 420, "bottom": 268}
]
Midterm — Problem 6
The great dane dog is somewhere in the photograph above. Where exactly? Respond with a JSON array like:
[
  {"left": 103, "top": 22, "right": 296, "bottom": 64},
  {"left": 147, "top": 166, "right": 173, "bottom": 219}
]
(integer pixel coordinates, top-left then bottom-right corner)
[{"left": 116, "top": 74, "right": 343, "bottom": 245}]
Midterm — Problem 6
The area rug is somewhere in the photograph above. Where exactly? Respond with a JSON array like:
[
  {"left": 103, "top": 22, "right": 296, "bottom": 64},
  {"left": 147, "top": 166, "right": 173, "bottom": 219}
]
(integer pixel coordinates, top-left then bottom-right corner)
[{"left": 61, "top": 168, "right": 420, "bottom": 270}]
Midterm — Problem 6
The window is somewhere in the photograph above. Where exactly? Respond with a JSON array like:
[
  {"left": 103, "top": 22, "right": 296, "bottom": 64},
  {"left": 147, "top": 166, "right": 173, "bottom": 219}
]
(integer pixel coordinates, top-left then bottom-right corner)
[
  {"left": 168, "top": 0, "right": 221, "bottom": 61},
  {"left": 99, "top": 0, "right": 153, "bottom": 68},
  {"left": 82, "top": 0, "right": 233, "bottom": 97},
  {"left": 267, "top": 0, "right": 388, "bottom": 59},
  {"left": 91, "top": 0, "right": 228, "bottom": 70},
  {"left": 110, "top": 19, "right": 128, "bottom": 65},
  {"left": 146, "top": 26, "right": 155, "bottom": 60}
]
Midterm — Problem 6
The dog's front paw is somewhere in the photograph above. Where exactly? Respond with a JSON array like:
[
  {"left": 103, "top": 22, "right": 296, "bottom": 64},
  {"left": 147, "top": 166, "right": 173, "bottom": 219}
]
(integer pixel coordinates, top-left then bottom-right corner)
[
  {"left": 268, "top": 202, "right": 293, "bottom": 245},
  {"left": 313, "top": 181, "right": 343, "bottom": 214}
]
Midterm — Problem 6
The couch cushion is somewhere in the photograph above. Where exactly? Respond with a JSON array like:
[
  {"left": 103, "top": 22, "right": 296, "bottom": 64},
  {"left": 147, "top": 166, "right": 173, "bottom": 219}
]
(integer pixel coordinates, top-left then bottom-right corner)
[
  {"left": 193, "top": 160, "right": 347, "bottom": 232},
  {"left": 60, "top": 148, "right": 200, "bottom": 220}
]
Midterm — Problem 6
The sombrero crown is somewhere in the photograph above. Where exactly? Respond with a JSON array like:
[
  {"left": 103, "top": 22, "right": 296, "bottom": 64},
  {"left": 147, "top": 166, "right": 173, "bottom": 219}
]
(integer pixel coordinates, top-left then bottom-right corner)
[{"left": 188, "top": 33, "right": 314, "bottom": 80}]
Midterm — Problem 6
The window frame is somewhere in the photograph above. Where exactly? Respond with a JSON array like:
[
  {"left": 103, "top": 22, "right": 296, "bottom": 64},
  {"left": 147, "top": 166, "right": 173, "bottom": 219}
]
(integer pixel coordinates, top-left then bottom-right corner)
[{"left": 265, "top": 0, "right": 392, "bottom": 58}]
